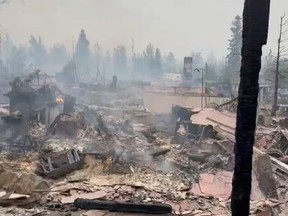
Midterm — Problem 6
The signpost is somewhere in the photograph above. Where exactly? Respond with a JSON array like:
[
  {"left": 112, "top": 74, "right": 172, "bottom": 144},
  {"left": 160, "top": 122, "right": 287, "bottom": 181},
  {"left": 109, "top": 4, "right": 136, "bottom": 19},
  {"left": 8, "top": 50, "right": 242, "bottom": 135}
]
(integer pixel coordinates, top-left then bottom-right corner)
[{"left": 183, "top": 57, "right": 193, "bottom": 82}]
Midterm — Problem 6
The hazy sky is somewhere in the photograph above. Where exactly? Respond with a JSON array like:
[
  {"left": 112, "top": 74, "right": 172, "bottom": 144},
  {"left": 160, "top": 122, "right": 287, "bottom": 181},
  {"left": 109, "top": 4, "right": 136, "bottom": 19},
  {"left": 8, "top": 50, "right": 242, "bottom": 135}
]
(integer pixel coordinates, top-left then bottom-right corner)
[{"left": 0, "top": 0, "right": 287, "bottom": 59}]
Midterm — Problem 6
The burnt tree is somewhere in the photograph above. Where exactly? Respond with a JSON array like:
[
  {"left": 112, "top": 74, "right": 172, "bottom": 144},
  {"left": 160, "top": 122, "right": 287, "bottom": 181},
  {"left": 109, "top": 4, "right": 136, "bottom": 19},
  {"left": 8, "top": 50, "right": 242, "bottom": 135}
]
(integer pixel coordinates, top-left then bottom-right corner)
[{"left": 231, "top": 0, "right": 270, "bottom": 216}]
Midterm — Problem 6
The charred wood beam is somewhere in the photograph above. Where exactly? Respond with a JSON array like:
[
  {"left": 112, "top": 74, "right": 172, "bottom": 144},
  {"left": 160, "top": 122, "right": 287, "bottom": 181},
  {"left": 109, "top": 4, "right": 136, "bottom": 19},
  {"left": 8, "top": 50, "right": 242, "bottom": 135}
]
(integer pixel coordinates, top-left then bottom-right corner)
[
  {"left": 150, "top": 148, "right": 171, "bottom": 157},
  {"left": 231, "top": 1, "right": 270, "bottom": 216},
  {"left": 215, "top": 125, "right": 288, "bottom": 177},
  {"left": 217, "top": 97, "right": 238, "bottom": 109},
  {"left": 37, "top": 149, "right": 84, "bottom": 179},
  {"left": 96, "top": 114, "right": 113, "bottom": 137},
  {"left": 187, "top": 153, "right": 211, "bottom": 163},
  {"left": 43, "top": 160, "right": 84, "bottom": 179},
  {"left": 74, "top": 198, "right": 172, "bottom": 214},
  {"left": 46, "top": 114, "right": 70, "bottom": 136}
]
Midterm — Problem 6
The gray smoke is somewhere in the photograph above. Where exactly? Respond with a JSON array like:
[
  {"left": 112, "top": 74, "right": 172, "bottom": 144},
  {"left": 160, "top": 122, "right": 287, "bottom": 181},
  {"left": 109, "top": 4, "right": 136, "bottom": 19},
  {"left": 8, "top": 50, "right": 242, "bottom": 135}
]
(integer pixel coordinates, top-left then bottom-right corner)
[{"left": 0, "top": 0, "right": 8, "bottom": 5}]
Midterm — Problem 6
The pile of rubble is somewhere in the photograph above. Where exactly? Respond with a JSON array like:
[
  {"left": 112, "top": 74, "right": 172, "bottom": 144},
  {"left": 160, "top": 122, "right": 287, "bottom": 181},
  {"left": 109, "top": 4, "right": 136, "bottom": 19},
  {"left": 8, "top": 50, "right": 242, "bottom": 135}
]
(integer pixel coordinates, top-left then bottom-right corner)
[{"left": 0, "top": 74, "right": 287, "bottom": 216}]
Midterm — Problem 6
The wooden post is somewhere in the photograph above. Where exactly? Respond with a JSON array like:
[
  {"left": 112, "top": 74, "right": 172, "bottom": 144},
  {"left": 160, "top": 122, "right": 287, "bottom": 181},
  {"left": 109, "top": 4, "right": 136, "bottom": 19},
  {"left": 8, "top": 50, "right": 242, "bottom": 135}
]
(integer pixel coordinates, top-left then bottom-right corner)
[
  {"left": 231, "top": 0, "right": 270, "bottom": 215},
  {"left": 110, "top": 75, "right": 117, "bottom": 91},
  {"left": 63, "top": 95, "right": 76, "bottom": 114}
]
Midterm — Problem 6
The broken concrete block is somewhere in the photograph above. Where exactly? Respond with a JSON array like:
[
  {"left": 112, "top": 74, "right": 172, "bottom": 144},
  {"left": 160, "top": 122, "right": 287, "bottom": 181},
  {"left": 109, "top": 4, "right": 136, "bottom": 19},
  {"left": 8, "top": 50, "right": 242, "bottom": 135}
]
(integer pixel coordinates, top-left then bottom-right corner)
[
  {"left": 188, "top": 153, "right": 210, "bottom": 163},
  {"left": 254, "top": 208, "right": 273, "bottom": 216},
  {"left": 226, "top": 156, "right": 235, "bottom": 171},
  {"left": 255, "top": 136, "right": 268, "bottom": 150},
  {"left": 0, "top": 170, "right": 19, "bottom": 190},
  {"left": 0, "top": 171, "right": 49, "bottom": 194},
  {"left": 213, "top": 140, "right": 234, "bottom": 155},
  {"left": 12, "top": 172, "right": 50, "bottom": 194},
  {"left": 253, "top": 154, "right": 278, "bottom": 199}
]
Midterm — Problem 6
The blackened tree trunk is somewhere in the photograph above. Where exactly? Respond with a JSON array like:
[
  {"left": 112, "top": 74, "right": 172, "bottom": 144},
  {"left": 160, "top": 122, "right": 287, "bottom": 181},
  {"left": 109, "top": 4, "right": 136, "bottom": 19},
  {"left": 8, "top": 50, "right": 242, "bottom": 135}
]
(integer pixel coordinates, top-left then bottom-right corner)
[{"left": 231, "top": 1, "right": 270, "bottom": 216}]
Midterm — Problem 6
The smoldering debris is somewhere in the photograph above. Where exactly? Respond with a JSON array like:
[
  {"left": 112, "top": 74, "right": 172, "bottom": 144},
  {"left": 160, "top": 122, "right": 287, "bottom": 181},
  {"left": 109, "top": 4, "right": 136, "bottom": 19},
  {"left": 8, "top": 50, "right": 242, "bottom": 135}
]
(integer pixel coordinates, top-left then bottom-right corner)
[
  {"left": 36, "top": 149, "right": 84, "bottom": 179},
  {"left": 0, "top": 73, "right": 287, "bottom": 216}
]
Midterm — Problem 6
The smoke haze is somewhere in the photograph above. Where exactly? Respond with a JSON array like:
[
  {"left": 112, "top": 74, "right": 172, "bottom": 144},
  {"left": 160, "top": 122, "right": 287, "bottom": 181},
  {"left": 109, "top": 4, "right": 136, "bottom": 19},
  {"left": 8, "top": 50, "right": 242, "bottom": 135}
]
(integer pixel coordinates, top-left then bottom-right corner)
[{"left": 0, "top": 0, "right": 287, "bottom": 58}]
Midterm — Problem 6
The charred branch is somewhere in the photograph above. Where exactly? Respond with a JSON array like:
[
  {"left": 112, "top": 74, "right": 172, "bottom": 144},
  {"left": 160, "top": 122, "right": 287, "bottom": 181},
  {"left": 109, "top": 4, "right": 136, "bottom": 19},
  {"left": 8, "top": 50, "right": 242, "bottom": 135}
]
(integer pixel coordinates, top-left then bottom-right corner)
[{"left": 74, "top": 198, "right": 172, "bottom": 214}]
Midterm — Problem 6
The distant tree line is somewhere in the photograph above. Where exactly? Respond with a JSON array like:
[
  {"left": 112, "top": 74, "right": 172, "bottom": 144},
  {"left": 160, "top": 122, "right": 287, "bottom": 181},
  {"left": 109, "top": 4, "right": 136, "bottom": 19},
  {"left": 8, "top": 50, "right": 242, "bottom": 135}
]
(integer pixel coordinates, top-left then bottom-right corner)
[
  {"left": 0, "top": 23, "right": 251, "bottom": 83},
  {"left": 1, "top": 34, "right": 69, "bottom": 75}
]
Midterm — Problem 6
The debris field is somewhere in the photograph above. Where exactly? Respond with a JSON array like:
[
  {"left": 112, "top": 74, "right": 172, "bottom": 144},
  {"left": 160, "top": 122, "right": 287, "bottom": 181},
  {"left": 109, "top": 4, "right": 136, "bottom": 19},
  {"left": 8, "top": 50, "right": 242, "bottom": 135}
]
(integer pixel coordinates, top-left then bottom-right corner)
[{"left": 0, "top": 72, "right": 287, "bottom": 216}]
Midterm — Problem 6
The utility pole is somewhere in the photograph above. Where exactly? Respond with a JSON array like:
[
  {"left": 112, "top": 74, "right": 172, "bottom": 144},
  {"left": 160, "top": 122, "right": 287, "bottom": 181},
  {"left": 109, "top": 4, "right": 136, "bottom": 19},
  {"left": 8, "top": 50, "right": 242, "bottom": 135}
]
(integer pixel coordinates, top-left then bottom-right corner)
[
  {"left": 0, "top": 25, "right": 2, "bottom": 59},
  {"left": 72, "top": 37, "right": 78, "bottom": 84},
  {"left": 272, "top": 14, "right": 288, "bottom": 116},
  {"left": 131, "top": 37, "right": 135, "bottom": 82},
  {"left": 94, "top": 41, "right": 101, "bottom": 83},
  {"left": 102, "top": 62, "right": 106, "bottom": 84}
]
